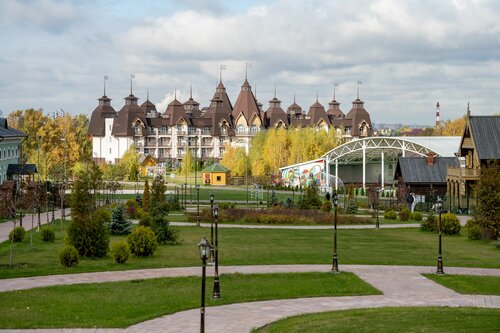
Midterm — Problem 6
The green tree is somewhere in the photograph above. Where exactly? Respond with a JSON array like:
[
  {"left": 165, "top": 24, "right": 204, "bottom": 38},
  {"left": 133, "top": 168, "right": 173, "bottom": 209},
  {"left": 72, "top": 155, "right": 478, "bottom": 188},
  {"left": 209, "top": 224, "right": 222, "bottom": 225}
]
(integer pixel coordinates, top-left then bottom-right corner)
[
  {"left": 142, "top": 178, "right": 151, "bottom": 212},
  {"left": 476, "top": 161, "right": 500, "bottom": 239},
  {"left": 151, "top": 174, "right": 167, "bottom": 214},
  {"left": 181, "top": 149, "right": 194, "bottom": 178},
  {"left": 109, "top": 205, "right": 132, "bottom": 235},
  {"left": 118, "top": 145, "right": 139, "bottom": 181}
]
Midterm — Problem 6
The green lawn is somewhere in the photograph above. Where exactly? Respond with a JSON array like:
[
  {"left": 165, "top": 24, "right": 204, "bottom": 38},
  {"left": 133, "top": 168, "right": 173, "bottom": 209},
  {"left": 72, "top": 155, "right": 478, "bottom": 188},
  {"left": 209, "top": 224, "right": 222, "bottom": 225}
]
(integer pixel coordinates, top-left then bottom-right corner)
[
  {"left": 1, "top": 223, "right": 499, "bottom": 279},
  {"left": 253, "top": 307, "right": 500, "bottom": 333},
  {"left": 424, "top": 274, "right": 500, "bottom": 295},
  {"left": 0, "top": 272, "right": 378, "bottom": 328}
]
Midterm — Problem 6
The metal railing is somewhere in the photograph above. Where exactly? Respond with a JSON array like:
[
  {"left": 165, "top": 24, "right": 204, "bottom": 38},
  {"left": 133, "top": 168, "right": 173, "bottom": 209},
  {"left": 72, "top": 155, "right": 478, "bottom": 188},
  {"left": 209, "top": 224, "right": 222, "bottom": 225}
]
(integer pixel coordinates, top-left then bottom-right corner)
[{"left": 447, "top": 167, "right": 480, "bottom": 179}]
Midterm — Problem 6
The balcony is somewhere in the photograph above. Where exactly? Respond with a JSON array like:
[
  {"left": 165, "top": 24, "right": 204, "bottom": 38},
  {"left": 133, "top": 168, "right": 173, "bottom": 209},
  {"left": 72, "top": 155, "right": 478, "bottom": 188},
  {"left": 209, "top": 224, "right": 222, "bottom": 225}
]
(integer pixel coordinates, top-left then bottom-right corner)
[
  {"left": 176, "top": 130, "right": 186, "bottom": 135},
  {"left": 447, "top": 167, "right": 480, "bottom": 181},
  {"left": 145, "top": 140, "right": 156, "bottom": 147},
  {"left": 159, "top": 140, "right": 171, "bottom": 147}
]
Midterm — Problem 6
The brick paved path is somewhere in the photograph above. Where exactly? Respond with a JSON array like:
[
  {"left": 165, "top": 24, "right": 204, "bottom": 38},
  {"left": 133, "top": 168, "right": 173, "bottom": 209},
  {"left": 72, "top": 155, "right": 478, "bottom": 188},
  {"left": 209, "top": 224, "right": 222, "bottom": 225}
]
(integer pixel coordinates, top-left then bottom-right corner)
[{"left": 1, "top": 264, "right": 499, "bottom": 333}]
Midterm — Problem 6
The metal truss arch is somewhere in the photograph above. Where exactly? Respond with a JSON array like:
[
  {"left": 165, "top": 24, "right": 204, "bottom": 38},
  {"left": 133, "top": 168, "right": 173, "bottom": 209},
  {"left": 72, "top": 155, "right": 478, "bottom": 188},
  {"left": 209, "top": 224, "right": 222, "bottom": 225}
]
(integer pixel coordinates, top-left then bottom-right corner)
[{"left": 322, "top": 137, "right": 440, "bottom": 164}]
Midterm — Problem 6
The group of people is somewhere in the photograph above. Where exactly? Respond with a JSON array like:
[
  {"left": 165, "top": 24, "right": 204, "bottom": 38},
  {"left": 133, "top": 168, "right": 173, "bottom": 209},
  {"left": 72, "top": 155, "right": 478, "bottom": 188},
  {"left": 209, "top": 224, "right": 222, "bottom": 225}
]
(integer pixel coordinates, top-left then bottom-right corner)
[{"left": 406, "top": 191, "right": 417, "bottom": 212}]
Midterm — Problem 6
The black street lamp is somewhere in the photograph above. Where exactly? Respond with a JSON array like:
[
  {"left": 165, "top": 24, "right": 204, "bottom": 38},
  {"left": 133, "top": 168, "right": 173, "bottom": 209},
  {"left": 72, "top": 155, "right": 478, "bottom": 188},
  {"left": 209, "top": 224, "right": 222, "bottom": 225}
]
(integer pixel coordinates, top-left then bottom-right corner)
[
  {"left": 198, "top": 237, "right": 211, "bottom": 333},
  {"left": 375, "top": 189, "right": 380, "bottom": 229},
  {"left": 196, "top": 185, "right": 200, "bottom": 227},
  {"left": 331, "top": 192, "right": 339, "bottom": 273},
  {"left": 212, "top": 205, "right": 221, "bottom": 299},
  {"left": 209, "top": 193, "right": 215, "bottom": 263},
  {"left": 436, "top": 197, "right": 445, "bottom": 274}
]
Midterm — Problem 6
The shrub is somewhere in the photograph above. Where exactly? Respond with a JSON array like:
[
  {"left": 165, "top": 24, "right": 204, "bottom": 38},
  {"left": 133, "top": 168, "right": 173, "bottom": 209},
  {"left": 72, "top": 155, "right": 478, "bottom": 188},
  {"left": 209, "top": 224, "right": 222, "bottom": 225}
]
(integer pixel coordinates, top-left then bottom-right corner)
[
  {"left": 9, "top": 226, "right": 26, "bottom": 242},
  {"left": 128, "top": 226, "right": 157, "bottom": 256},
  {"left": 110, "top": 241, "right": 130, "bottom": 264},
  {"left": 59, "top": 245, "right": 79, "bottom": 267},
  {"left": 321, "top": 200, "right": 332, "bottom": 212},
  {"left": 421, "top": 211, "right": 437, "bottom": 232},
  {"left": 109, "top": 205, "right": 132, "bottom": 235},
  {"left": 399, "top": 207, "right": 411, "bottom": 221},
  {"left": 218, "top": 202, "right": 236, "bottom": 209},
  {"left": 66, "top": 208, "right": 110, "bottom": 258},
  {"left": 125, "top": 199, "right": 139, "bottom": 218},
  {"left": 384, "top": 210, "right": 397, "bottom": 220},
  {"left": 151, "top": 215, "right": 179, "bottom": 244},
  {"left": 410, "top": 212, "right": 423, "bottom": 221},
  {"left": 139, "top": 212, "right": 151, "bottom": 227},
  {"left": 467, "top": 224, "right": 482, "bottom": 240},
  {"left": 346, "top": 200, "right": 358, "bottom": 214},
  {"left": 40, "top": 227, "right": 55, "bottom": 243},
  {"left": 441, "top": 213, "right": 461, "bottom": 235}
]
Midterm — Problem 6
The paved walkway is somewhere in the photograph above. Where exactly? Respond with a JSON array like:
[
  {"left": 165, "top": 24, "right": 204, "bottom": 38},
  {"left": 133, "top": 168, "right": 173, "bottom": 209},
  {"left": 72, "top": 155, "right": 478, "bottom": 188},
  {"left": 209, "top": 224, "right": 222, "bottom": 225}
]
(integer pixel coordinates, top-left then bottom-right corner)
[
  {"left": 1, "top": 264, "right": 499, "bottom": 332},
  {"left": 170, "top": 221, "right": 422, "bottom": 229},
  {"left": 0, "top": 209, "right": 69, "bottom": 243}
]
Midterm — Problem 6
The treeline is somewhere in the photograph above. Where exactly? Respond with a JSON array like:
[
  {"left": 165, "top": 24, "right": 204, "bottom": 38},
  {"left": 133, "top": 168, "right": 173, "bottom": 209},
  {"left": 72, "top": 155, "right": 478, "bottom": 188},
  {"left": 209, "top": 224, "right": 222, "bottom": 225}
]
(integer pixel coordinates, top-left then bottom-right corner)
[
  {"left": 221, "top": 127, "right": 341, "bottom": 176},
  {"left": 8, "top": 109, "right": 91, "bottom": 181}
]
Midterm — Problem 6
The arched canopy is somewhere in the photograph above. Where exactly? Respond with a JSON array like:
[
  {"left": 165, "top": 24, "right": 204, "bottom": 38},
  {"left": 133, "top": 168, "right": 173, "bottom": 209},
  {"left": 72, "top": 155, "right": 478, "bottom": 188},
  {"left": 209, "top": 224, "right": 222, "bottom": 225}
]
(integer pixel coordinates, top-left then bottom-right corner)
[{"left": 322, "top": 137, "right": 442, "bottom": 164}]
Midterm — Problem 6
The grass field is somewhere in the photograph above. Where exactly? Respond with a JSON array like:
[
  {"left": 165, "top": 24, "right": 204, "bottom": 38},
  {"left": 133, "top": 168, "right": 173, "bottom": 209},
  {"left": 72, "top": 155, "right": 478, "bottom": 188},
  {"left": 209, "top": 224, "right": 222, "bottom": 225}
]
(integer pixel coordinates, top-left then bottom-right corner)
[
  {"left": 0, "top": 272, "right": 379, "bottom": 328},
  {"left": 253, "top": 307, "right": 500, "bottom": 332},
  {"left": 424, "top": 274, "right": 500, "bottom": 296},
  {"left": 1, "top": 222, "right": 498, "bottom": 279}
]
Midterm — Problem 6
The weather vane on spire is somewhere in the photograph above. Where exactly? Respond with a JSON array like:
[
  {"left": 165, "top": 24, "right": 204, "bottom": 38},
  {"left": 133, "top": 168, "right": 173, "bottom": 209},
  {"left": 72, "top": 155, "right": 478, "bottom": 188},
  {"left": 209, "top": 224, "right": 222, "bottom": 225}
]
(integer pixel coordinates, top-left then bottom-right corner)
[
  {"left": 130, "top": 74, "right": 136, "bottom": 95},
  {"left": 245, "top": 62, "right": 253, "bottom": 80},
  {"left": 103, "top": 75, "right": 108, "bottom": 96},
  {"left": 333, "top": 82, "right": 339, "bottom": 101},
  {"left": 219, "top": 64, "right": 226, "bottom": 82}
]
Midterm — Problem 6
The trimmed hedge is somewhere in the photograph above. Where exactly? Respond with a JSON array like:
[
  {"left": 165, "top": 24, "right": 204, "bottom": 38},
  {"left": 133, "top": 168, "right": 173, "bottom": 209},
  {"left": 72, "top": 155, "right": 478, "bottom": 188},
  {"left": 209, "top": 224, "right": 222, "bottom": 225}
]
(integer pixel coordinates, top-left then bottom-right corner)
[
  {"left": 9, "top": 227, "right": 26, "bottom": 242},
  {"left": 110, "top": 241, "right": 130, "bottom": 264},
  {"left": 384, "top": 210, "right": 397, "bottom": 220},
  {"left": 128, "top": 226, "right": 157, "bottom": 257},
  {"left": 441, "top": 213, "right": 461, "bottom": 235},
  {"left": 399, "top": 208, "right": 411, "bottom": 221},
  {"left": 40, "top": 227, "right": 55, "bottom": 243},
  {"left": 410, "top": 212, "right": 423, "bottom": 221},
  {"left": 59, "top": 246, "right": 79, "bottom": 267}
]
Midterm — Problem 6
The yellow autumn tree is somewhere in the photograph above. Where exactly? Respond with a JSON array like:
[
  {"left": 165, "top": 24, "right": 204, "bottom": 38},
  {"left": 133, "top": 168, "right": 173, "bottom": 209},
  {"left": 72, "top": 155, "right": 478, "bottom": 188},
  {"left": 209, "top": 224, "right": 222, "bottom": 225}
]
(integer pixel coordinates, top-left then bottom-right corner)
[{"left": 220, "top": 145, "right": 247, "bottom": 176}]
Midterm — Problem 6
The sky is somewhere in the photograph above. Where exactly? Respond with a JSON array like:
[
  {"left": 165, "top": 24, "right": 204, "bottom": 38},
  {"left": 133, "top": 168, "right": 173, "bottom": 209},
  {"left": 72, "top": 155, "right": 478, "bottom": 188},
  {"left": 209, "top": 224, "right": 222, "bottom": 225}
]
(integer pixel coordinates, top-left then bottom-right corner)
[{"left": 1, "top": 0, "right": 500, "bottom": 125}]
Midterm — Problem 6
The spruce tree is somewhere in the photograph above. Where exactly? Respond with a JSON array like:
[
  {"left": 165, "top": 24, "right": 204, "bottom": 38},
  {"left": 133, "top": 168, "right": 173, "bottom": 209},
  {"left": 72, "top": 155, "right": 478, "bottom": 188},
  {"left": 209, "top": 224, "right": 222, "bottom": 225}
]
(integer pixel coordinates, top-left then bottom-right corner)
[
  {"left": 151, "top": 174, "right": 167, "bottom": 214},
  {"left": 109, "top": 205, "right": 132, "bottom": 235},
  {"left": 143, "top": 178, "right": 151, "bottom": 212}
]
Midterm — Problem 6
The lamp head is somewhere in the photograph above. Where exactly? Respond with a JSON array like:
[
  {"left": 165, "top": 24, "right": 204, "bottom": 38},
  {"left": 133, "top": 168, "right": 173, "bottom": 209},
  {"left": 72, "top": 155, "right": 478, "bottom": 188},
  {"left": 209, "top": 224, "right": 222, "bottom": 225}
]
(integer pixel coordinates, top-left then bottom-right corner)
[
  {"left": 197, "top": 237, "right": 210, "bottom": 260},
  {"left": 213, "top": 206, "right": 219, "bottom": 219},
  {"left": 332, "top": 192, "right": 339, "bottom": 207},
  {"left": 210, "top": 193, "right": 214, "bottom": 203}
]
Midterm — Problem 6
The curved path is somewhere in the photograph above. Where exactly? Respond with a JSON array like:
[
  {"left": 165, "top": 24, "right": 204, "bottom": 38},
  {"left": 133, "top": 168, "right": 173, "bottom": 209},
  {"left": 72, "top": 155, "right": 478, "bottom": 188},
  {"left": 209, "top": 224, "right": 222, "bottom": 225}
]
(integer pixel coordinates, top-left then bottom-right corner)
[{"left": 1, "top": 265, "right": 499, "bottom": 333}]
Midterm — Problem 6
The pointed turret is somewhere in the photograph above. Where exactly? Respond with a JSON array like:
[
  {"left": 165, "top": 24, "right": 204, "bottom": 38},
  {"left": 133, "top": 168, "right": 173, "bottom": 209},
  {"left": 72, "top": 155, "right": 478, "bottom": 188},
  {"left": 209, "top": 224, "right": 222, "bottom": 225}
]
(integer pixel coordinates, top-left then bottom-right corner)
[
  {"left": 265, "top": 87, "right": 288, "bottom": 128},
  {"left": 287, "top": 93, "right": 302, "bottom": 118},
  {"left": 231, "top": 79, "right": 262, "bottom": 128},
  {"left": 307, "top": 98, "right": 329, "bottom": 127},
  {"left": 345, "top": 98, "right": 373, "bottom": 137},
  {"left": 88, "top": 93, "right": 116, "bottom": 136},
  {"left": 183, "top": 85, "right": 201, "bottom": 117},
  {"left": 141, "top": 91, "right": 157, "bottom": 117}
]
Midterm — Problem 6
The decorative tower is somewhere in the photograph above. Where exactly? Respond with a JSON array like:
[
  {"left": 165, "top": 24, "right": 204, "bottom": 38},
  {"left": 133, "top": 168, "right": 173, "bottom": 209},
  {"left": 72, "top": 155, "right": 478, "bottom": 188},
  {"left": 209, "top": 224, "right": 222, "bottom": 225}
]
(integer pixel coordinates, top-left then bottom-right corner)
[{"left": 435, "top": 101, "right": 440, "bottom": 127}]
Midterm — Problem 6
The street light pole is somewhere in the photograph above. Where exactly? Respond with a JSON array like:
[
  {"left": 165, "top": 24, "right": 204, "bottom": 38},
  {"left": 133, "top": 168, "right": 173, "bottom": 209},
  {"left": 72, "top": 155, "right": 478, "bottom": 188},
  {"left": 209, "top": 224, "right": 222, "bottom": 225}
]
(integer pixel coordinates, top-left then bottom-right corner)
[
  {"left": 212, "top": 205, "right": 221, "bottom": 299},
  {"left": 209, "top": 193, "right": 215, "bottom": 263},
  {"left": 197, "top": 237, "right": 210, "bottom": 333},
  {"left": 332, "top": 192, "right": 339, "bottom": 273},
  {"left": 376, "top": 189, "right": 380, "bottom": 229},
  {"left": 196, "top": 184, "right": 200, "bottom": 227},
  {"left": 436, "top": 198, "right": 445, "bottom": 274}
]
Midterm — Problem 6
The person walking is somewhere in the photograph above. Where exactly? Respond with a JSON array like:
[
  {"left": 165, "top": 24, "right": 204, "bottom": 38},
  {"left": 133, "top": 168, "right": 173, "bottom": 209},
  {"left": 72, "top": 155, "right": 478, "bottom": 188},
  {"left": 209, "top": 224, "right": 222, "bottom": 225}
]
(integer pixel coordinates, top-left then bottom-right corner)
[{"left": 406, "top": 192, "right": 414, "bottom": 211}]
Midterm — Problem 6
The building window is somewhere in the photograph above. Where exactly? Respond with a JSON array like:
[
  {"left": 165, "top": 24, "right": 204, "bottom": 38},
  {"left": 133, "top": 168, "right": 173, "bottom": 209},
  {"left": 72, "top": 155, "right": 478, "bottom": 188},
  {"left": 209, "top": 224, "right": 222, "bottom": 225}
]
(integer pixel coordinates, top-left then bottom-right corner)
[{"left": 216, "top": 176, "right": 221, "bottom": 181}]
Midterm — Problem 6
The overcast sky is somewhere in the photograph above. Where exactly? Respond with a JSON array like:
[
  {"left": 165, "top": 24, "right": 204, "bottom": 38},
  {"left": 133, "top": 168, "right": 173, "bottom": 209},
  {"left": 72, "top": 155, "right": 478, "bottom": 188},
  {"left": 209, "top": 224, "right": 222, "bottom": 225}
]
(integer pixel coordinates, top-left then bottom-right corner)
[{"left": 1, "top": 0, "right": 499, "bottom": 125}]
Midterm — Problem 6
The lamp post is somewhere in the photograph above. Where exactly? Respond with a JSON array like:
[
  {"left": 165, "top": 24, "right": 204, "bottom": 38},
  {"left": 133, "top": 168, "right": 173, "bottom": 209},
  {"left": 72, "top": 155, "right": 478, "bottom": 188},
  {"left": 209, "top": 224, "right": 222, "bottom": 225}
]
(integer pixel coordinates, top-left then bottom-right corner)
[
  {"left": 198, "top": 237, "right": 210, "bottom": 333},
  {"left": 209, "top": 193, "right": 215, "bottom": 263},
  {"left": 375, "top": 189, "right": 380, "bottom": 229},
  {"left": 196, "top": 184, "right": 200, "bottom": 227},
  {"left": 436, "top": 197, "right": 444, "bottom": 274},
  {"left": 331, "top": 192, "right": 339, "bottom": 273},
  {"left": 212, "top": 205, "right": 221, "bottom": 299}
]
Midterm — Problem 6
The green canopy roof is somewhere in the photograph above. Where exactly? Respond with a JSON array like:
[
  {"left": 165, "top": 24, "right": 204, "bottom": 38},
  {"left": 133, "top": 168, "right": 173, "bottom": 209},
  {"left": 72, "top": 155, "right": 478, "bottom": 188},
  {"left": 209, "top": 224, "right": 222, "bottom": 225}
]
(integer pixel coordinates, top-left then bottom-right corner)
[{"left": 202, "top": 163, "right": 230, "bottom": 173}]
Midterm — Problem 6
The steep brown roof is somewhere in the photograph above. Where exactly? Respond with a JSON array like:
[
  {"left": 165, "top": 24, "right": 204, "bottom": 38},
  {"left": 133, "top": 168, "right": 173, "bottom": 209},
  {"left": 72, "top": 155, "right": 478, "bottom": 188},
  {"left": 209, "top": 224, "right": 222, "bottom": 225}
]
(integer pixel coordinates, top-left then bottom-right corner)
[
  {"left": 211, "top": 81, "right": 233, "bottom": 115},
  {"left": 88, "top": 95, "right": 117, "bottom": 136},
  {"left": 307, "top": 100, "right": 330, "bottom": 126},
  {"left": 326, "top": 99, "right": 344, "bottom": 118},
  {"left": 231, "top": 79, "right": 263, "bottom": 126},
  {"left": 205, "top": 97, "right": 234, "bottom": 136},
  {"left": 265, "top": 97, "right": 288, "bottom": 128},
  {"left": 345, "top": 98, "right": 373, "bottom": 137},
  {"left": 140, "top": 99, "right": 156, "bottom": 113},
  {"left": 112, "top": 94, "right": 145, "bottom": 137},
  {"left": 164, "top": 98, "right": 188, "bottom": 126}
]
